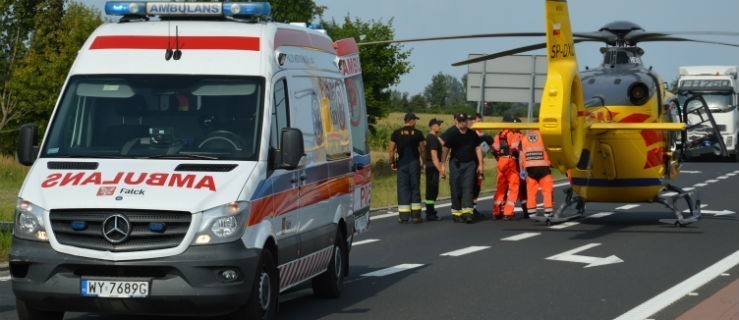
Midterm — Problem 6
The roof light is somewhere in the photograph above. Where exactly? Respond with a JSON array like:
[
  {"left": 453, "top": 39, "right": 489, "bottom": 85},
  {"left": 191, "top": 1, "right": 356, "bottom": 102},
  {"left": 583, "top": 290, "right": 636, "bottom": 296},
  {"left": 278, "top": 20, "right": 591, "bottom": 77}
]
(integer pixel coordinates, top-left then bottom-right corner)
[
  {"left": 104, "top": 1, "right": 271, "bottom": 18},
  {"left": 223, "top": 2, "right": 271, "bottom": 17}
]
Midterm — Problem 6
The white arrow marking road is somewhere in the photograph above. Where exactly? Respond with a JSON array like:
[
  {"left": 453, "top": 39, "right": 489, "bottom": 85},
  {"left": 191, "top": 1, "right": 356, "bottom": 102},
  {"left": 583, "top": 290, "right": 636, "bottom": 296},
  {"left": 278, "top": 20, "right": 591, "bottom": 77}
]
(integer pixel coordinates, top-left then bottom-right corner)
[
  {"left": 700, "top": 210, "right": 736, "bottom": 216},
  {"left": 546, "top": 243, "right": 624, "bottom": 268}
]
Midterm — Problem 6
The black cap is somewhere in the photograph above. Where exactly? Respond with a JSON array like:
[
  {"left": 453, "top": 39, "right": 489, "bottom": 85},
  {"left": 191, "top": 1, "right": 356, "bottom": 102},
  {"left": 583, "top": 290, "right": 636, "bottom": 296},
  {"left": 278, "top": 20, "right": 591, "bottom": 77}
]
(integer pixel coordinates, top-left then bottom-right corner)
[
  {"left": 513, "top": 117, "right": 522, "bottom": 123},
  {"left": 428, "top": 118, "right": 443, "bottom": 126},
  {"left": 404, "top": 112, "right": 420, "bottom": 122},
  {"left": 455, "top": 112, "right": 471, "bottom": 121}
]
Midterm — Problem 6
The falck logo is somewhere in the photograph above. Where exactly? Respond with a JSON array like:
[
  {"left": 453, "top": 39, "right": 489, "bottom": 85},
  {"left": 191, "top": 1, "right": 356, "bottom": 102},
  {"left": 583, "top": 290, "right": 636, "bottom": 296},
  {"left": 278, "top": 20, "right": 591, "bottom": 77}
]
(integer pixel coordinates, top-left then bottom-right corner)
[
  {"left": 97, "top": 186, "right": 116, "bottom": 196},
  {"left": 102, "top": 214, "right": 131, "bottom": 244}
]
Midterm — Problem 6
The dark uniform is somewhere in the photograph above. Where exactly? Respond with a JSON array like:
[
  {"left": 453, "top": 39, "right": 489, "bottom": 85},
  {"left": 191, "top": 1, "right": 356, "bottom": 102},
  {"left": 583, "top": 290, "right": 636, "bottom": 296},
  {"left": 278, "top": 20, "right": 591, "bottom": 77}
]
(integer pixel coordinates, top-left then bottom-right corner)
[
  {"left": 391, "top": 114, "right": 425, "bottom": 223},
  {"left": 425, "top": 118, "right": 443, "bottom": 221},
  {"left": 441, "top": 113, "right": 482, "bottom": 223}
]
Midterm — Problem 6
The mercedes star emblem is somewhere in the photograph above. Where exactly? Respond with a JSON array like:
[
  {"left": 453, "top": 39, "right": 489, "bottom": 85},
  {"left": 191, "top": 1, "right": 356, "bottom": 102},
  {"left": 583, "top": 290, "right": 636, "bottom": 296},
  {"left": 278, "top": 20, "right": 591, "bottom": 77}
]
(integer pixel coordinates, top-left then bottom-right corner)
[{"left": 102, "top": 214, "right": 131, "bottom": 244}]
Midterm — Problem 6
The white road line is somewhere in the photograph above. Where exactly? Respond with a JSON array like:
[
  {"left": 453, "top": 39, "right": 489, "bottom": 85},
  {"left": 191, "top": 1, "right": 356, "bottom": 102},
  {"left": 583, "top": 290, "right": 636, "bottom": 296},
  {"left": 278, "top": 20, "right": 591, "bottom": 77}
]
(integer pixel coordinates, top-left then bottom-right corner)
[
  {"left": 683, "top": 187, "right": 695, "bottom": 191},
  {"left": 549, "top": 222, "right": 579, "bottom": 230},
  {"left": 616, "top": 204, "right": 640, "bottom": 210},
  {"left": 361, "top": 263, "right": 424, "bottom": 277},
  {"left": 614, "top": 250, "right": 739, "bottom": 320},
  {"left": 440, "top": 246, "right": 491, "bottom": 257},
  {"left": 694, "top": 183, "right": 708, "bottom": 187},
  {"left": 705, "top": 179, "right": 719, "bottom": 183},
  {"left": 352, "top": 239, "right": 380, "bottom": 246},
  {"left": 662, "top": 192, "right": 678, "bottom": 197},
  {"left": 374, "top": 212, "right": 398, "bottom": 220},
  {"left": 0, "top": 275, "right": 10, "bottom": 282},
  {"left": 717, "top": 176, "right": 729, "bottom": 180},
  {"left": 588, "top": 212, "right": 614, "bottom": 219},
  {"left": 502, "top": 232, "right": 541, "bottom": 241}
]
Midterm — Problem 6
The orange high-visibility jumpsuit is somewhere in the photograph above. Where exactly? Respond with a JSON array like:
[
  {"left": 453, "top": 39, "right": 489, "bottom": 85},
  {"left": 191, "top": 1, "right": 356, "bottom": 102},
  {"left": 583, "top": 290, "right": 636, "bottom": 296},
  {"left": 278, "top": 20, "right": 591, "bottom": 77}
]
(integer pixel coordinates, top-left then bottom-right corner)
[
  {"left": 520, "top": 130, "right": 554, "bottom": 214},
  {"left": 492, "top": 129, "right": 521, "bottom": 217}
]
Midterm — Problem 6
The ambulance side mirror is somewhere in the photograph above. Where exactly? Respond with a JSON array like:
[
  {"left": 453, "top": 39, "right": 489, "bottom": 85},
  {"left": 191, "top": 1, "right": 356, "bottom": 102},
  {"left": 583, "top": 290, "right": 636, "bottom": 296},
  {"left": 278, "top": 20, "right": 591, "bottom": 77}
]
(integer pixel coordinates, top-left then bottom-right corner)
[
  {"left": 17, "top": 123, "right": 39, "bottom": 166},
  {"left": 280, "top": 128, "right": 306, "bottom": 169}
]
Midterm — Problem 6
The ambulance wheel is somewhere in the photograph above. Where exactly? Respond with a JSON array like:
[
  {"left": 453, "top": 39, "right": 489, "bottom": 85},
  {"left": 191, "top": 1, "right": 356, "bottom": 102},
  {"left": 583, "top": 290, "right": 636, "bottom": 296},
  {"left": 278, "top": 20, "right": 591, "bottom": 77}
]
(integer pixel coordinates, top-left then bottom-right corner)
[
  {"left": 16, "top": 299, "right": 63, "bottom": 320},
  {"left": 312, "top": 229, "right": 347, "bottom": 298},
  {"left": 231, "top": 249, "right": 278, "bottom": 320}
]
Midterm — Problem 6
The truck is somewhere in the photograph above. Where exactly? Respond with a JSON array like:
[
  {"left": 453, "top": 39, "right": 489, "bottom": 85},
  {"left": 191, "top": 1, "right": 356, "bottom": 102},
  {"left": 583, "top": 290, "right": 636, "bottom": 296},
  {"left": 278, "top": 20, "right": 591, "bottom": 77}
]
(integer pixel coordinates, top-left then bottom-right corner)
[
  {"left": 677, "top": 65, "right": 739, "bottom": 161},
  {"left": 10, "top": 2, "right": 371, "bottom": 319}
]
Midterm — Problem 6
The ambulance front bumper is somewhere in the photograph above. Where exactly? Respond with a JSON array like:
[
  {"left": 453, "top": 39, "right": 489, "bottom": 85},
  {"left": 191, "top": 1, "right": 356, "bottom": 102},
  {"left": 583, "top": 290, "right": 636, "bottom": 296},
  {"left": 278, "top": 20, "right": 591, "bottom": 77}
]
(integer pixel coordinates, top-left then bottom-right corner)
[{"left": 10, "top": 238, "right": 260, "bottom": 316}]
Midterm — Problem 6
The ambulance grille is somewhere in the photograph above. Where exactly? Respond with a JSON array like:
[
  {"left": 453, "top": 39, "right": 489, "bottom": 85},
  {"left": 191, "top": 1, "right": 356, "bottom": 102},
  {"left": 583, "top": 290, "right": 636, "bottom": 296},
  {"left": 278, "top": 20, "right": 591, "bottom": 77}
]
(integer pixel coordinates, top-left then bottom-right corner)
[{"left": 50, "top": 210, "right": 191, "bottom": 252}]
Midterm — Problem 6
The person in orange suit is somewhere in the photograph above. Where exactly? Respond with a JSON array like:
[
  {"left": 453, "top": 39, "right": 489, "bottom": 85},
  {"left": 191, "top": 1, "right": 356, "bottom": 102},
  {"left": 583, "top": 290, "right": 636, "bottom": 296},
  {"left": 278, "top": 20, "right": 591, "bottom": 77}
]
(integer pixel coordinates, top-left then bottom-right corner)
[
  {"left": 520, "top": 128, "right": 554, "bottom": 216},
  {"left": 492, "top": 115, "right": 522, "bottom": 220}
]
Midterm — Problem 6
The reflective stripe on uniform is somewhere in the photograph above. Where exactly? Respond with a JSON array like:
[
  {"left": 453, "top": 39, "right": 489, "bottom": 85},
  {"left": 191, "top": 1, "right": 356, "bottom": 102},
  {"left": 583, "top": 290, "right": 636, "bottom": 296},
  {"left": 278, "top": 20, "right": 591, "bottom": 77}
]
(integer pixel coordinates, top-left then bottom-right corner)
[
  {"left": 425, "top": 200, "right": 435, "bottom": 204},
  {"left": 411, "top": 203, "right": 423, "bottom": 210},
  {"left": 398, "top": 205, "right": 411, "bottom": 212}
]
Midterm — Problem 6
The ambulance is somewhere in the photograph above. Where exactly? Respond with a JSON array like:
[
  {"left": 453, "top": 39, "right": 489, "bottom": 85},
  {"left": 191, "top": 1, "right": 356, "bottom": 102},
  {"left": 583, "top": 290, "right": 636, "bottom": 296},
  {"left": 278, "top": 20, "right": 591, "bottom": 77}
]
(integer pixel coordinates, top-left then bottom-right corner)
[{"left": 10, "top": 2, "right": 371, "bottom": 319}]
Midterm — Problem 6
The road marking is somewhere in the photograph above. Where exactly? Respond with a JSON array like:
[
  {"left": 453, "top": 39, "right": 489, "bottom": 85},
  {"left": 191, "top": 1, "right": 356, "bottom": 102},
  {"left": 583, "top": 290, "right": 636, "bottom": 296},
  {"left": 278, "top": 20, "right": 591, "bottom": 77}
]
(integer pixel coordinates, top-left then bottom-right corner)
[
  {"left": 694, "top": 183, "right": 708, "bottom": 187},
  {"left": 546, "top": 243, "right": 623, "bottom": 268},
  {"left": 502, "top": 232, "right": 541, "bottom": 241},
  {"left": 353, "top": 239, "right": 380, "bottom": 246},
  {"left": 616, "top": 204, "right": 640, "bottom": 210},
  {"left": 588, "top": 212, "right": 614, "bottom": 219},
  {"left": 687, "top": 292, "right": 699, "bottom": 296},
  {"left": 705, "top": 179, "right": 719, "bottom": 183},
  {"left": 701, "top": 210, "right": 736, "bottom": 216},
  {"left": 680, "top": 170, "right": 702, "bottom": 174},
  {"left": 549, "top": 222, "right": 579, "bottom": 230},
  {"left": 717, "top": 175, "right": 729, "bottom": 180},
  {"left": 0, "top": 275, "right": 9, "bottom": 282},
  {"left": 614, "top": 250, "right": 739, "bottom": 320},
  {"left": 361, "top": 263, "right": 424, "bottom": 277},
  {"left": 727, "top": 172, "right": 737, "bottom": 176},
  {"left": 661, "top": 192, "right": 678, "bottom": 197},
  {"left": 683, "top": 187, "right": 695, "bottom": 191},
  {"left": 440, "top": 246, "right": 490, "bottom": 257}
]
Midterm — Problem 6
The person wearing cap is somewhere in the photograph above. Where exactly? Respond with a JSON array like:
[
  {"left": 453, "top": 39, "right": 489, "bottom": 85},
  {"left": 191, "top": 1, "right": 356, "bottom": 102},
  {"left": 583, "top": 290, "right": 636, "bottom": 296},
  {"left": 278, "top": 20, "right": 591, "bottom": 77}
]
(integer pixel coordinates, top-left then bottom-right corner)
[
  {"left": 520, "top": 124, "right": 554, "bottom": 217},
  {"left": 492, "top": 114, "right": 522, "bottom": 220},
  {"left": 424, "top": 118, "right": 444, "bottom": 221},
  {"left": 440, "top": 112, "right": 483, "bottom": 223},
  {"left": 389, "top": 112, "right": 426, "bottom": 223}
]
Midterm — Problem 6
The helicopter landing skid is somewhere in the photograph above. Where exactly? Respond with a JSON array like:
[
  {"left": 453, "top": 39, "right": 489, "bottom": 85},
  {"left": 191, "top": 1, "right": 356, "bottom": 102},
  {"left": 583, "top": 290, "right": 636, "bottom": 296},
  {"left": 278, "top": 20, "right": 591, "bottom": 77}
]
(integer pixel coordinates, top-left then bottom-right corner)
[
  {"left": 530, "top": 188, "right": 584, "bottom": 226},
  {"left": 656, "top": 185, "right": 701, "bottom": 227}
]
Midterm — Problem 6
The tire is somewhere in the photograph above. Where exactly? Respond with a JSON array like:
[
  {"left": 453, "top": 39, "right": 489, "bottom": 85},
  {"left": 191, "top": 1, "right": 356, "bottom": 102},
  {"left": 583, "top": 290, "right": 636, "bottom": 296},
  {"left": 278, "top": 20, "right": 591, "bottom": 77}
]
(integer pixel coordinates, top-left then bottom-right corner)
[
  {"left": 228, "top": 249, "right": 278, "bottom": 320},
  {"left": 311, "top": 229, "right": 347, "bottom": 298},
  {"left": 16, "top": 299, "right": 64, "bottom": 320}
]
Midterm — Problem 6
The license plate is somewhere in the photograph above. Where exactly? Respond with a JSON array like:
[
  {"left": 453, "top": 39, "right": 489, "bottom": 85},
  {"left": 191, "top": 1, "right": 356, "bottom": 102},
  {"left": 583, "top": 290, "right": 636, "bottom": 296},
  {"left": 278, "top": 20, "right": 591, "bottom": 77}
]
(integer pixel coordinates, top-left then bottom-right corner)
[{"left": 81, "top": 279, "right": 150, "bottom": 298}]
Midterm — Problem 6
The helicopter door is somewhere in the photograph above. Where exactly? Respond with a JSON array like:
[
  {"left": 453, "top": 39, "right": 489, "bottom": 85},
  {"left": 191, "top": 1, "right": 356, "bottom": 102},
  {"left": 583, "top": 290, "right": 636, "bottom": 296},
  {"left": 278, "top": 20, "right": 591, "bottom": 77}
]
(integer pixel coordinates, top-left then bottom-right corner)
[{"left": 679, "top": 93, "right": 728, "bottom": 159}]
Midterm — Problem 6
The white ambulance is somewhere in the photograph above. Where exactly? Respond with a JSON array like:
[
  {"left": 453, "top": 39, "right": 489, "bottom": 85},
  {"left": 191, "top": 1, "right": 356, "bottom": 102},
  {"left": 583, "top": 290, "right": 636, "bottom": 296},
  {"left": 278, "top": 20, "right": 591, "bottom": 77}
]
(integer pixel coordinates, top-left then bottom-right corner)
[{"left": 10, "top": 2, "right": 371, "bottom": 319}]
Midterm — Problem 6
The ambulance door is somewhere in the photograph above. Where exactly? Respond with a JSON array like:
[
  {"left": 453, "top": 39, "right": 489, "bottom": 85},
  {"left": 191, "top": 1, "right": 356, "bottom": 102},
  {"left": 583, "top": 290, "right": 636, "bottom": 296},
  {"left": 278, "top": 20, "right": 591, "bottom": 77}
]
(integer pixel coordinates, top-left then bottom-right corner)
[
  {"left": 269, "top": 77, "right": 301, "bottom": 266},
  {"left": 287, "top": 75, "right": 332, "bottom": 258}
]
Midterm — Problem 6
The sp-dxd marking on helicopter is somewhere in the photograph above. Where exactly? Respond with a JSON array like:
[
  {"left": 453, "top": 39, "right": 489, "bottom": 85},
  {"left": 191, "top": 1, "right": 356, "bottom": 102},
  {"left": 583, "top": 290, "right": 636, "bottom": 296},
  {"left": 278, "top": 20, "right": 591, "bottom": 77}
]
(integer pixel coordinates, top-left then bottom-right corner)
[{"left": 360, "top": 0, "right": 739, "bottom": 226}]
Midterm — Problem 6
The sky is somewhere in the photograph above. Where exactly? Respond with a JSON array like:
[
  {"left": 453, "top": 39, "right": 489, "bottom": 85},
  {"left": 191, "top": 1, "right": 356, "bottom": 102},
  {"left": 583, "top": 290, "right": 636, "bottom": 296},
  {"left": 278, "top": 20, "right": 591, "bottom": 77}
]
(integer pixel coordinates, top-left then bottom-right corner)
[{"left": 82, "top": 0, "right": 739, "bottom": 96}]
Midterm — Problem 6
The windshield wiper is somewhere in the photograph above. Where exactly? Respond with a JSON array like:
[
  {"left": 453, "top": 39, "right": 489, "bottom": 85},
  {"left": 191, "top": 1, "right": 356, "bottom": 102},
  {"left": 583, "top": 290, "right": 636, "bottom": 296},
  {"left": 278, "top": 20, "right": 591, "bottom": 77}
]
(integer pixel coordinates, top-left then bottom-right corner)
[{"left": 145, "top": 154, "right": 219, "bottom": 160}]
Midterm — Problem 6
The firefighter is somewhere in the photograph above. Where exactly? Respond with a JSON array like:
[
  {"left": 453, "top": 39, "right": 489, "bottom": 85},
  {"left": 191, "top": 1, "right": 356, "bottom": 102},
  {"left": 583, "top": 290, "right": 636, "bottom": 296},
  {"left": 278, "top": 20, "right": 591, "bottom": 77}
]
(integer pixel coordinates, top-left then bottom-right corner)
[
  {"left": 425, "top": 118, "right": 444, "bottom": 221},
  {"left": 520, "top": 128, "right": 554, "bottom": 216},
  {"left": 471, "top": 113, "right": 488, "bottom": 217},
  {"left": 492, "top": 115, "right": 522, "bottom": 220},
  {"left": 389, "top": 112, "right": 426, "bottom": 223},
  {"left": 440, "top": 112, "right": 483, "bottom": 223}
]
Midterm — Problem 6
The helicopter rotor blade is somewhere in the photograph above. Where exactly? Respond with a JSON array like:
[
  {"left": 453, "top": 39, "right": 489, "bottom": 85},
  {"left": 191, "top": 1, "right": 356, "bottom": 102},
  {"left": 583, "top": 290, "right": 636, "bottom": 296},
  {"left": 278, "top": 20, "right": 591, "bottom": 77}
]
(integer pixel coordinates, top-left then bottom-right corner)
[
  {"left": 451, "top": 38, "right": 591, "bottom": 66},
  {"left": 637, "top": 36, "right": 739, "bottom": 48},
  {"left": 627, "top": 30, "right": 739, "bottom": 41},
  {"left": 358, "top": 32, "right": 545, "bottom": 46}
]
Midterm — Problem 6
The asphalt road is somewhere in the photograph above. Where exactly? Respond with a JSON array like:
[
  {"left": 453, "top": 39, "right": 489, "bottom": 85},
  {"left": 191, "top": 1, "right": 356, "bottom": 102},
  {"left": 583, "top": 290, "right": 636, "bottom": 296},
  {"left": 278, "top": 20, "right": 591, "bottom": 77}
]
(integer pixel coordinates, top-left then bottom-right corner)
[{"left": 1, "top": 162, "right": 737, "bottom": 320}]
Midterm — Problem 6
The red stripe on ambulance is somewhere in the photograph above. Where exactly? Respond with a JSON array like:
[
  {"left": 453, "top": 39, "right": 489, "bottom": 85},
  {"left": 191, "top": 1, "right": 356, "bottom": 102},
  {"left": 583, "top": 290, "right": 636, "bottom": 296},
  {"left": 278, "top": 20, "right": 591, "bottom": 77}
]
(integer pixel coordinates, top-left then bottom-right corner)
[{"left": 90, "top": 35, "right": 260, "bottom": 51}]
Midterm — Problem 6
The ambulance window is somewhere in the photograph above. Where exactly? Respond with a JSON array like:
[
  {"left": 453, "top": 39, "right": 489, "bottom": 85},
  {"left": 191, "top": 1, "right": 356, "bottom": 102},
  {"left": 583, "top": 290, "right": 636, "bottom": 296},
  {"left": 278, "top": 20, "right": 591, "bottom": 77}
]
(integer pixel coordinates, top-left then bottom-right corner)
[{"left": 270, "top": 78, "right": 289, "bottom": 149}]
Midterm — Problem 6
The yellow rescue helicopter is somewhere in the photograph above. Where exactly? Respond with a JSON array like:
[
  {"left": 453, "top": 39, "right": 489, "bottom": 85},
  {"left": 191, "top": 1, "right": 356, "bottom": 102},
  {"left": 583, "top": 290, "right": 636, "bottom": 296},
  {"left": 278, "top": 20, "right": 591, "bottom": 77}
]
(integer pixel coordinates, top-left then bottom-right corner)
[{"left": 360, "top": 0, "right": 739, "bottom": 226}]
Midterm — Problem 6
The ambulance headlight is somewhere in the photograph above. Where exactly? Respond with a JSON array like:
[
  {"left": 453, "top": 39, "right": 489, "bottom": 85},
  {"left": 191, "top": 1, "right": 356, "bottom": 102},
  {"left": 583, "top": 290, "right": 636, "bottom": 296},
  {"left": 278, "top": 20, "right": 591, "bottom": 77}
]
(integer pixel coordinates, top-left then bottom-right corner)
[
  {"left": 14, "top": 199, "right": 49, "bottom": 242},
  {"left": 192, "top": 201, "right": 250, "bottom": 245}
]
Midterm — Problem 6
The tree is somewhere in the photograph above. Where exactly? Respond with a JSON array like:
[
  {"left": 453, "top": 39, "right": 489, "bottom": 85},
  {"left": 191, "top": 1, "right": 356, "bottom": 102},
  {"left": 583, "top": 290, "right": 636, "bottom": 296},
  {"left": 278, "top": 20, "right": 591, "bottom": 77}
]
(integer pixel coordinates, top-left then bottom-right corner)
[
  {"left": 423, "top": 72, "right": 465, "bottom": 108},
  {"left": 267, "top": 0, "right": 324, "bottom": 24},
  {"left": 323, "top": 17, "right": 412, "bottom": 125},
  {"left": 408, "top": 94, "right": 427, "bottom": 112},
  {"left": 0, "top": 0, "right": 45, "bottom": 134},
  {"left": 1, "top": 1, "right": 103, "bottom": 153}
]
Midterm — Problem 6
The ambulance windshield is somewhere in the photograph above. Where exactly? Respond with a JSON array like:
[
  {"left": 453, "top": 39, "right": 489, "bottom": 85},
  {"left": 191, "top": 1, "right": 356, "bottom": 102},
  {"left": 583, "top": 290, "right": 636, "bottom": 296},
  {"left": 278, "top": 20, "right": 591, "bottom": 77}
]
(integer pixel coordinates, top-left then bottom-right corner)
[{"left": 42, "top": 75, "right": 264, "bottom": 161}]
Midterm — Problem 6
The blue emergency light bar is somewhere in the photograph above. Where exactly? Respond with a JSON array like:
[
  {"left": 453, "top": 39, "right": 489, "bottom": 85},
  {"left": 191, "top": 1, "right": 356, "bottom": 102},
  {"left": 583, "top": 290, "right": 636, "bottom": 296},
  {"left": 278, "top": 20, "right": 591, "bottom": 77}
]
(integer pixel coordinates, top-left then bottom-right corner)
[{"left": 104, "top": 1, "right": 271, "bottom": 18}]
